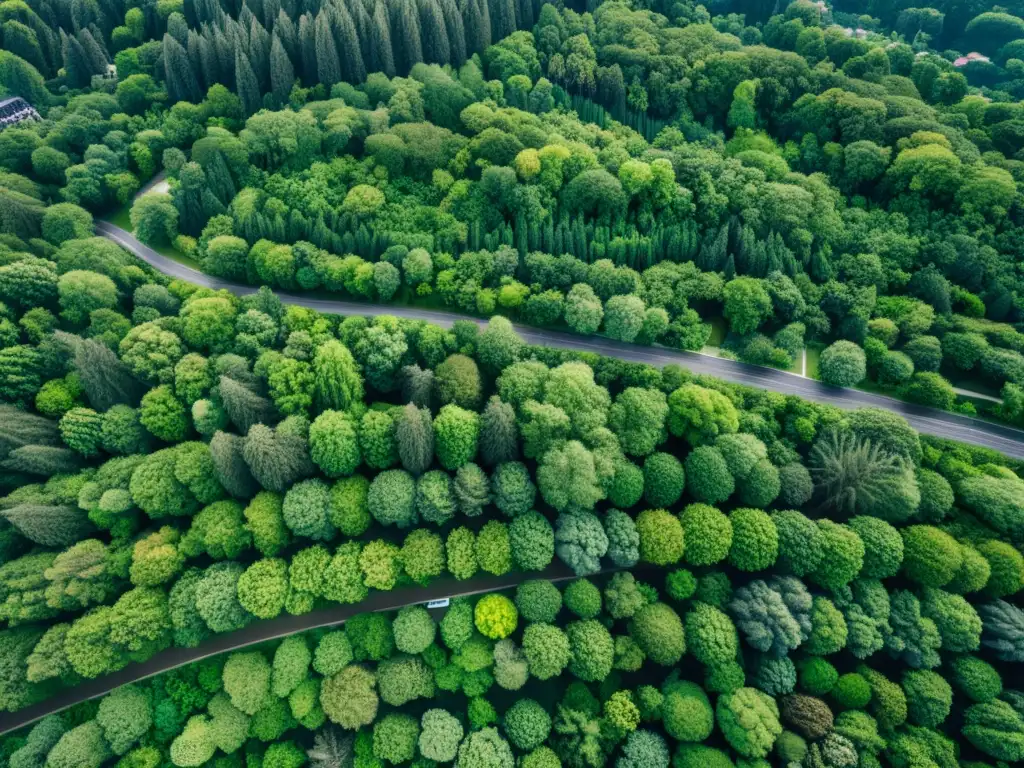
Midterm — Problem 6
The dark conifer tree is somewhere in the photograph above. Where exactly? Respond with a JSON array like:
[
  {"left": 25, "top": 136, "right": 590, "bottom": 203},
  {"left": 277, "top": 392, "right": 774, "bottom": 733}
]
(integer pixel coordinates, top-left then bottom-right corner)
[
  {"left": 330, "top": 4, "right": 365, "bottom": 83},
  {"left": 164, "top": 33, "right": 204, "bottom": 102},
  {"left": 439, "top": 0, "right": 466, "bottom": 65},
  {"left": 390, "top": 0, "right": 423, "bottom": 74},
  {"left": 234, "top": 47, "right": 262, "bottom": 115},
  {"left": 61, "top": 31, "right": 92, "bottom": 87},
  {"left": 298, "top": 13, "right": 318, "bottom": 84},
  {"left": 369, "top": 0, "right": 396, "bottom": 76},
  {"left": 269, "top": 33, "right": 294, "bottom": 107},
  {"left": 460, "top": 0, "right": 489, "bottom": 55},
  {"left": 314, "top": 11, "right": 342, "bottom": 86},
  {"left": 489, "top": 0, "right": 515, "bottom": 43},
  {"left": 417, "top": 0, "right": 450, "bottom": 65},
  {"left": 262, "top": 0, "right": 281, "bottom": 28},
  {"left": 212, "top": 27, "right": 236, "bottom": 83},
  {"left": 274, "top": 9, "right": 297, "bottom": 62},
  {"left": 248, "top": 17, "right": 271, "bottom": 88}
]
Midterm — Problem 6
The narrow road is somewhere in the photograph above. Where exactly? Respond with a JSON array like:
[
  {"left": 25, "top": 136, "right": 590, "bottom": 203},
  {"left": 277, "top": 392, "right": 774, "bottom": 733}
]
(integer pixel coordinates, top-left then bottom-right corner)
[
  {"left": 0, "top": 563, "right": 589, "bottom": 736},
  {"left": 96, "top": 221, "right": 1024, "bottom": 460}
]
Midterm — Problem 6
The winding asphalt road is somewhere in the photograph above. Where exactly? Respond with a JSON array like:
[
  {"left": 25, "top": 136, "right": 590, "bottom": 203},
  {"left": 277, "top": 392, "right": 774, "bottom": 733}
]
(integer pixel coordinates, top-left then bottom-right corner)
[
  {"left": 0, "top": 563, "right": 591, "bottom": 736},
  {"left": 96, "top": 220, "right": 1024, "bottom": 459}
]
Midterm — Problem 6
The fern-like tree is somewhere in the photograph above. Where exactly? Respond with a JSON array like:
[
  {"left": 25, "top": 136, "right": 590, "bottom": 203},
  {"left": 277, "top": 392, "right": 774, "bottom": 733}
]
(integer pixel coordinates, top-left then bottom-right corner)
[{"left": 808, "top": 430, "right": 902, "bottom": 517}]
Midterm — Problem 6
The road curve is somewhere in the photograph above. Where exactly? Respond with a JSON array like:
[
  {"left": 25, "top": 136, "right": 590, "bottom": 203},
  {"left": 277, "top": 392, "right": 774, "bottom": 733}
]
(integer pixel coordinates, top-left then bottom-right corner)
[
  {"left": 0, "top": 563, "right": 592, "bottom": 736},
  {"left": 96, "top": 221, "right": 1024, "bottom": 460}
]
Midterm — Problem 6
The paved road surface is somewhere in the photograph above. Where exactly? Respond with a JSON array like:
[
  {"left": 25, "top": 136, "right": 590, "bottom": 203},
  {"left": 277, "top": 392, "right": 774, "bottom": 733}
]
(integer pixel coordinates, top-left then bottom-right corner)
[
  {"left": 0, "top": 563, "right": 589, "bottom": 736},
  {"left": 95, "top": 221, "right": 1024, "bottom": 459}
]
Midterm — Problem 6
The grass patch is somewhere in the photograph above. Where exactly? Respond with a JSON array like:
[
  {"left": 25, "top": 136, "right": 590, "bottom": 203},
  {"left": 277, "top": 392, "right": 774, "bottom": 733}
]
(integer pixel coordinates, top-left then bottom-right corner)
[
  {"left": 805, "top": 345, "right": 821, "bottom": 380},
  {"left": 705, "top": 316, "right": 727, "bottom": 348}
]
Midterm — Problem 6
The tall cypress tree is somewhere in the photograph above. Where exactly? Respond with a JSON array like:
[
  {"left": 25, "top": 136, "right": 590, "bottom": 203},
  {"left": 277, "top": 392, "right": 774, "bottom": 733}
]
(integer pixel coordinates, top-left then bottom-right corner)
[
  {"left": 164, "top": 33, "right": 203, "bottom": 102},
  {"left": 314, "top": 11, "right": 342, "bottom": 86},
  {"left": 417, "top": 0, "right": 450, "bottom": 65},
  {"left": 330, "top": 4, "right": 365, "bottom": 83},
  {"left": 269, "top": 33, "right": 294, "bottom": 107},
  {"left": 274, "top": 9, "right": 297, "bottom": 62},
  {"left": 298, "top": 13, "right": 317, "bottom": 84},
  {"left": 234, "top": 47, "right": 261, "bottom": 115},
  {"left": 369, "top": 0, "right": 395, "bottom": 76},
  {"left": 390, "top": 0, "right": 422, "bottom": 74},
  {"left": 459, "top": 0, "right": 489, "bottom": 55},
  {"left": 196, "top": 32, "right": 222, "bottom": 87},
  {"left": 489, "top": 0, "right": 515, "bottom": 42},
  {"left": 439, "top": 0, "right": 466, "bottom": 65},
  {"left": 248, "top": 17, "right": 271, "bottom": 89},
  {"left": 262, "top": 0, "right": 280, "bottom": 27},
  {"left": 212, "top": 28, "right": 235, "bottom": 84}
]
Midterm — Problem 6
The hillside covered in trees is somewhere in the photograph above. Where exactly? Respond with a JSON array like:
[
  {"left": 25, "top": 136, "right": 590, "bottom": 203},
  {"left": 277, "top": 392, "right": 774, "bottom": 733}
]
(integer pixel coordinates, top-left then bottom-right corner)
[{"left": 1, "top": 0, "right": 1024, "bottom": 766}]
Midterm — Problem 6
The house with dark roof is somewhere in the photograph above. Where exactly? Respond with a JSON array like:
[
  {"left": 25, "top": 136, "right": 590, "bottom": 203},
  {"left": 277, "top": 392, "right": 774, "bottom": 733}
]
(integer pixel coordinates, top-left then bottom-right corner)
[{"left": 0, "top": 97, "right": 41, "bottom": 130}]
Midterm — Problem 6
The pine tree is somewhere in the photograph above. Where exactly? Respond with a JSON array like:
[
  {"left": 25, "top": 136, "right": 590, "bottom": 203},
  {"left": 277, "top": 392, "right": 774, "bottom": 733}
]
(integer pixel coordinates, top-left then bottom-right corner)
[
  {"left": 390, "top": 0, "right": 423, "bottom": 74},
  {"left": 274, "top": 9, "right": 297, "bottom": 62},
  {"left": 331, "top": 4, "right": 366, "bottom": 83},
  {"left": 0, "top": 405, "right": 61, "bottom": 460},
  {"left": 56, "top": 332, "right": 145, "bottom": 411},
  {"left": 219, "top": 376, "right": 277, "bottom": 433},
  {"left": 191, "top": 33, "right": 219, "bottom": 89},
  {"left": 2, "top": 445, "right": 82, "bottom": 477},
  {"left": 209, "top": 430, "right": 259, "bottom": 498},
  {"left": 212, "top": 27, "right": 235, "bottom": 83},
  {"left": 417, "top": 0, "right": 450, "bottom": 65},
  {"left": 234, "top": 48, "right": 262, "bottom": 115},
  {"left": 369, "top": 0, "right": 396, "bottom": 76},
  {"left": 248, "top": 17, "right": 271, "bottom": 88},
  {"left": 262, "top": 0, "right": 281, "bottom": 28},
  {"left": 438, "top": 0, "right": 466, "bottom": 65},
  {"left": 61, "top": 31, "right": 92, "bottom": 87},
  {"left": 269, "top": 33, "right": 294, "bottom": 107},
  {"left": 395, "top": 403, "right": 433, "bottom": 475},
  {"left": 1, "top": 504, "right": 93, "bottom": 547},
  {"left": 696, "top": 224, "right": 728, "bottom": 272},
  {"left": 489, "top": 0, "right": 515, "bottom": 42},
  {"left": 314, "top": 11, "right": 342, "bottom": 86},
  {"left": 164, "top": 33, "right": 203, "bottom": 102},
  {"left": 242, "top": 424, "right": 314, "bottom": 492},
  {"left": 480, "top": 396, "right": 518, "bottom": 466},
  {"left": 298, "top": 13, "right": 317, "bottom": 84}
]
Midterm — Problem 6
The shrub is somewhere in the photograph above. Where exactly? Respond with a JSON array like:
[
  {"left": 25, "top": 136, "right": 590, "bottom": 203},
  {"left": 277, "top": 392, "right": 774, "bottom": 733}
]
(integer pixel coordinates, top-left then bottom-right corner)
[
  {"left": 554, "top": 510, "right": 608, "bottom": 575},
  {"left": 819, "top": 341, "right": 866, "bottom": 386},
  {"left": 643, "top": 452, "right": 685, "bottom": 506},
  {"left": 777, "top": 463, "right": 813, "bottom": 507},
  {"left": 400, "top": 528, "right": 445, "bottom": 585},
  {"left": 604, "top": 572, "right": 646, "bottom": 620},
  {"left": 96, "top": 684, "right": 151, "bottom": 755},
  {"left": 772, "top": 510, "right": 823, "bottom": 577},
  {"left": 978, "top": 539, "right": 1024, "bottom": 598},
  {"left": 679, "top": 504, "right": 731, "bottom": 566},
  {"left": 503, "top": 699, "right": 551, "bottom": 751},
  {"left": 728, "top": 508, "right": 778, "bottom": 572},
  {"left": 684, "top": 446, "right": 734, "bottom": 503},
  {"left": 921, "top": 587, "right": 981, "bottom": 653},
  {"left": 455, "top": 728, "right": 514, "bottom": 768},
  {"left": 629, "top": 602, "right": 686, "bottom": 666},
  {"left": 236, "top": 558, "right": 288, "bottom": 619},
  {"left": 492, "top": 462, "right": 536, "bottom": 517},
  {"left": 636, "top": 508, "right": 684, "bottom": 566},
  {"left": 475, "top": 594, "right": 517, "bottom": 639}
]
